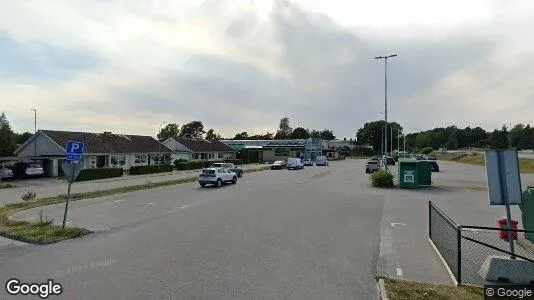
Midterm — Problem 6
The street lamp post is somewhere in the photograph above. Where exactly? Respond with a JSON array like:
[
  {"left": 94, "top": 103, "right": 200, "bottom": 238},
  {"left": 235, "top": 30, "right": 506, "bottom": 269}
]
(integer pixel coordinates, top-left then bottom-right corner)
[
  {"left": 375, "top": 54, "right": 397, "bottom": 171},
  {"left": 158, "top": 121, "right": 167, "bottom": 165},
  {"left": 30, "top": 109, "right": 37, "bottom": 160}
]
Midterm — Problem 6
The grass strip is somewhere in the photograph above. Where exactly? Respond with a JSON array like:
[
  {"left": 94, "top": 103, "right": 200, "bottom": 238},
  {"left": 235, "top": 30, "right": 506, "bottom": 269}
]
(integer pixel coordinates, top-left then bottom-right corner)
[
  {"left": 0, "top": 183, "right": 16, "bottom": 189},
  {"left": 437, "top": 153, "right": 534, "bottom": 173},
  {"left": 0, "top": 166, "right": 271, "bottom": 244},
  {"left": 380, "top": 277, "right": 483, "bottom": 300}
]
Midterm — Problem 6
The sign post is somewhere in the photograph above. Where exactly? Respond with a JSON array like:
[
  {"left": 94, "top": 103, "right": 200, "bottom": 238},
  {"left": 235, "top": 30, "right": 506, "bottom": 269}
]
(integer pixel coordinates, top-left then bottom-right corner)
[
  {"left": 61, "top": 141, "right": 85, "bottom": 230},
  {"left": 485, "top": 149, "right": 523, "bottom": 258}
]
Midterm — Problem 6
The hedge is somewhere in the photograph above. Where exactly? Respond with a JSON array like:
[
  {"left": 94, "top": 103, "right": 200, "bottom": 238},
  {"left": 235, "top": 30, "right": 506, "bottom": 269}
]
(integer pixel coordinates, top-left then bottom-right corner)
[
  {"left": 129, "top": 165, "right": 172, "bottom": 175},
  {"left": 224, "top": 159, "right": 243, "bottom": 165},
  {"left": 76, "top": 168, "right": 122, "bottom": 182},
  {"left": 173, "top": 159, "right": 244, "bottom": 171}
]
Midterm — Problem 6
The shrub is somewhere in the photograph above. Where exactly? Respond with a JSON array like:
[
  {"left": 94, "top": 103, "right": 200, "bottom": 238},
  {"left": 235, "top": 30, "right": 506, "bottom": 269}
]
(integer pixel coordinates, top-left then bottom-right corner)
[
  {"left": 76, "top": 168, "right": 122, "bottom": 182},
  {"left": 421, "top": 147, "right": 434, "bottom": 154},
  {"left": 21, "top": 191, "right": 37, "bottom": 201},
  {"left": 174, "top": 161, "right": 206, "bottom": 170},
  {"left": 370, "top": 169, "right": 394, "bottom": 188},
  {"left": 0, "top": 183, "right": 14, "bottom": 189},
  {"left": 129, "top": 165, "right": 172, "bottom": 175}
]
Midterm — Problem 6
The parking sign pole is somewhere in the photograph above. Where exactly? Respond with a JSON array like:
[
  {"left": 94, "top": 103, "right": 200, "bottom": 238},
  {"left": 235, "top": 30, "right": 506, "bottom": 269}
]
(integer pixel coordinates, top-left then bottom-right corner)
[
  {"left": 496, "top": 151, "right": 516, "bottom": 258},
  {"left": 62, "top": 162, "right": 75, "bottom": 230}
]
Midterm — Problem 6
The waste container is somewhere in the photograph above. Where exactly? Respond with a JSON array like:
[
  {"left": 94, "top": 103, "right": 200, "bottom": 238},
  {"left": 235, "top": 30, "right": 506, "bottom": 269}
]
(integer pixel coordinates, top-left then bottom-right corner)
[
  {"left": 417, "top": 160, "right": 432, "bottom": 186},
  {"left": 398, "top": 158, "right": 419, "bottom": 189},
  {"left": 520, "top": 187, "right": 534, "bottom": 242},
  {"left": 497, "top": 217, "right": 518, "bottom": 240}
]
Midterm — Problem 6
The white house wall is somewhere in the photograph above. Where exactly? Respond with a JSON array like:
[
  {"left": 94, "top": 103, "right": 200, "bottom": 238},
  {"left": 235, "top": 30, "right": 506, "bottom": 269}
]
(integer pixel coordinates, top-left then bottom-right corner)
[{"left": 16, "top": 132, "right": 63, "bottom": 157}]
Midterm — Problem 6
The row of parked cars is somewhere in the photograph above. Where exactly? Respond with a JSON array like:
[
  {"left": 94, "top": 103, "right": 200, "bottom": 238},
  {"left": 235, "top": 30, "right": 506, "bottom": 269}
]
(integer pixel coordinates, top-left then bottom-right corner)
[
  {"left": 198, "top": 157, "right": 330, "bottom": 188},
  {"left": 364, "top": 154, "right": 440, "bottom": 173},
  {"left": 0, "top": 162, "right": 45, "bottom": 180}
]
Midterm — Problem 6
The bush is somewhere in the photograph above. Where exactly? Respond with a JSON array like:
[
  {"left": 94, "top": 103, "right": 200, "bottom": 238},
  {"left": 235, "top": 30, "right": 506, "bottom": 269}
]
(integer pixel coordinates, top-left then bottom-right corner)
[
  {"left": 21, "top": 191, "right": 37, "bottom": 201},
  {"left": 421, "top": 147, "right": 434, "bottom": 154},
  {"left": 174, "top": 161, "right": 206, "bottom": 170},
  {"left": 76, "top": 168, "right": 122, "bottom": 182},
  {"left": 129, "top": 165, "right": 172, "bottom": 175},
  {"left": 370, "top": 169, "right": 394, "bottom": 188},
  {"left": 0, "top": 183, "right": 14, "bottom": 189},
  {"left": 224, "top": 159, "right": 243, "bottom": 165}
]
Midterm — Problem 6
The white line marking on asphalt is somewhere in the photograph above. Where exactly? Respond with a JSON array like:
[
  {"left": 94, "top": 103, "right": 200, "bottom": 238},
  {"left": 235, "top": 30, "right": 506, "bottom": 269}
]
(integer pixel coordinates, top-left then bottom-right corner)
[
  {"left": 390, "top": 222, "right": 406, "bottom": 227},
  {"left": 297, "top": 181, "right": 303, "bottom": 184},
  {"left": 113, "top": 199, "right": 123, "bottom": 203},
  {"left": 23, "top": 217, "right": 37, "bottom": 220},
  {"left": 396, "top": 267, "right": 403, "bottom": 276},
  {"left": 147, "top": 202, "right": 153, "bottom": 205}
]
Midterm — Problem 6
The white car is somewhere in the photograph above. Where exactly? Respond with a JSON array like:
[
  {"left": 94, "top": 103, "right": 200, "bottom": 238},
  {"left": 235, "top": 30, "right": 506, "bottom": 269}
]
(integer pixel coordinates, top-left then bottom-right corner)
[
  {"left": 25, "top": 163, "right": 44, "bottom": 177},
  {"left": 199, "top": 168, "right": 237, "bottom": 187},
  {"left": 286, "top": 158, "right": 304, "bottom": 170},
  {"left": 316, "top": 156, "right": 329, "bottom": 166},
  {"left": 0, "top": 167, "right": 13, "bottom": 179}
]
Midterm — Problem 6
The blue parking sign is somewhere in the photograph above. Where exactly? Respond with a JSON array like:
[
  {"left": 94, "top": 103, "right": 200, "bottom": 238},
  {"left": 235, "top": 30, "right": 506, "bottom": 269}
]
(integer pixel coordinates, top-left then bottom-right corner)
[{"left": 66, "top": 141, "right": 85, "bottom": 162}]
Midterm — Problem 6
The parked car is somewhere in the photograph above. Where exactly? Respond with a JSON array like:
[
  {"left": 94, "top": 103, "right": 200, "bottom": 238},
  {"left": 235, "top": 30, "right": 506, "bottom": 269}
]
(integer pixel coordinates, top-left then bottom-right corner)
[
  {"left": 386, "top": 156, "right": 396, "bottom": 165},
  {"left": 302, "top": 159, "right": 314, "bottom": 166},
  {"left": 365, "top": 160, "right": 380, "bottom": 173},
  {"left": 11, "top": 162, "right": 44, "bottom": 179},
  {"left": 316, "top": 156, "right": 329, "bottom": 166},
  {"left": 198, "top": 168, "right": 237, "bottom": 187},
  {"left": 429, "top": 160, "right": 440, "bottom": 172},
  {"left": 210, "top": 162, "right": 243, "bottom": 177},
  {"left": 0, "top": 167, "right": 13, "bottom": 179},
  {"left": 286, "top": 158, "right": 304, "bottom": 170},
  {"left": 371, "top": 155, "right": 380, "bottom": 161},
  {"left": 427, "top": 155, "right": 437, "bottom": 160},
  {"left": 271, "top": 160, "right": 287, "bottom": 170}
]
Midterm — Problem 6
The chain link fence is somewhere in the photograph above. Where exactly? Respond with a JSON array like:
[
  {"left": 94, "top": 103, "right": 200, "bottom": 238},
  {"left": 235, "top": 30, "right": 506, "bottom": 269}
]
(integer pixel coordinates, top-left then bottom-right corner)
[{"left": 429, "top": 201, "right": 534, "bottom": 286}]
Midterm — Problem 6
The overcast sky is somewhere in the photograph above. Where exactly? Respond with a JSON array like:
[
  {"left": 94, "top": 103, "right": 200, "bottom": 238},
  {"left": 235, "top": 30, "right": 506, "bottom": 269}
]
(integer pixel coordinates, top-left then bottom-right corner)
[{"left": 1, "top": 0, "right": 533, "bottom": 139}]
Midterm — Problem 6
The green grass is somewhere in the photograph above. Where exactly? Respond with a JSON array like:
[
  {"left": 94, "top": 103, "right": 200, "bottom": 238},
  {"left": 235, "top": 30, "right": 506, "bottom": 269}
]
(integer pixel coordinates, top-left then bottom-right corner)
[
  {"left": 0, "top": 183, "right": 15, "bottom": 189},
  {"left": 0, "top": 165, "right": 271, "bottom": 244},
  {"left": 437, "top": 153, "right": 534, "bottom": 173},
  {"left": 381, "top": 278, "right": 483, "bottom": 300}
]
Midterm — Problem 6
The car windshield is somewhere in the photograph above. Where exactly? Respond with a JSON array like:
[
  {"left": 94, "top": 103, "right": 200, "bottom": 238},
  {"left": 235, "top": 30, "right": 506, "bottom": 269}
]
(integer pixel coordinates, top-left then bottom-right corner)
[
  {"left": 202, "top": 169, "right": 215, "bottom": 174},
  {"left": 211, "top": 163, "right": 223, "bottom": 167},
  {"left": 28, "top": 164, "right": 41, "bottom": 168}
]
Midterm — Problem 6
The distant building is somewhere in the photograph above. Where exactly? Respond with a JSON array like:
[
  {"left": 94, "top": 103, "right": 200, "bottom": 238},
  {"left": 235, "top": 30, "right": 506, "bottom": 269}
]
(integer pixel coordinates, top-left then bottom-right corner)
[
  {"left": 163, "top": 137, "right": 237, "bottom": 162},
  {"left": 222, "top": 138, "right": 324, "bottom": 162}
]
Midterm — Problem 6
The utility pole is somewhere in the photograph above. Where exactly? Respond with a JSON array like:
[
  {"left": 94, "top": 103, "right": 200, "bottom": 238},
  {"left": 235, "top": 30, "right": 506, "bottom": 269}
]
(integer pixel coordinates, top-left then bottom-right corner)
[
  {"left": 158, "top": 121, "right": 167, "bottom": 165},
  {"left": 374, "top": 54, "right": 397, "bottom": 171}
]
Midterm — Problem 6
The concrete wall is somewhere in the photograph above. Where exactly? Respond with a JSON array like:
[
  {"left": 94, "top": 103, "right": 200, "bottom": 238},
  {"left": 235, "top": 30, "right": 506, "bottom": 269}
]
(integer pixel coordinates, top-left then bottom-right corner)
[{"left": 16, "top": 132, "right": 63, "bottom": 157}]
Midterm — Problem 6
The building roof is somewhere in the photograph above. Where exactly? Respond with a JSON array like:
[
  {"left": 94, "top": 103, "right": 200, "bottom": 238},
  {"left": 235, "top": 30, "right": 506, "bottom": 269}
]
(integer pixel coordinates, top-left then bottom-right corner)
[
  {"left": 41, "top": 130, "right": 172, "bottom": 154},
  {"left": 174, "top": 137, "right": 236, "bottom": 152}
]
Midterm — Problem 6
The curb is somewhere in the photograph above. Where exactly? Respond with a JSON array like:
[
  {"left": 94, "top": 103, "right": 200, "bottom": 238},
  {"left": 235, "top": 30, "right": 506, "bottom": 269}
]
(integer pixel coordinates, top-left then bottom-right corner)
[
  {"left": 377, "top": 279, "right": 389, "bottom": 300},
  {"left": 0, "top": 231, "right": 54, "bottom": 245},
  {"left": 428, "top": 237, "right": 458, "bottom": 285}
]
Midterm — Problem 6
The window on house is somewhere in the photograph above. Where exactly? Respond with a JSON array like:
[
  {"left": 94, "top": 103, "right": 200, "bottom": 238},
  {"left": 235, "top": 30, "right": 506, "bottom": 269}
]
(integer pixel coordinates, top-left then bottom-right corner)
[
  {"left": 135, "top": 154, "right": 147, "bottom": 163},
  {"left": 110, "top": 155, "right": 126, "bottom": 166},
  {"left": 208, "top": 153, "right": 215, "bottom": 159},
  {"left": 192, "top": 153, "right": 199, "bottom": 160},
  {"left": 201, "top": 153, "right": 207, "bottom": 160},
  {"left": 218, "top": 153, "right": 223, "bottom": 159}
]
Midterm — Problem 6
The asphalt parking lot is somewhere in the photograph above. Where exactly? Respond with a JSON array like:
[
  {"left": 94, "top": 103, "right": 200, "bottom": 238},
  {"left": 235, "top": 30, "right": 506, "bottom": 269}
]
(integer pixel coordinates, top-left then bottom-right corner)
[{"left": 3, "top": 158, "right": 534, "bottom": 298}]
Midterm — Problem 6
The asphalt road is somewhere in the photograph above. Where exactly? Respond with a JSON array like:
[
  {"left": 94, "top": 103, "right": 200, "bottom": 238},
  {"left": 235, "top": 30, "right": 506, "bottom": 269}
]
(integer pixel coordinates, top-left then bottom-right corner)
[{"left": 1, "top": 161, "right": 384, "bottom": 300}]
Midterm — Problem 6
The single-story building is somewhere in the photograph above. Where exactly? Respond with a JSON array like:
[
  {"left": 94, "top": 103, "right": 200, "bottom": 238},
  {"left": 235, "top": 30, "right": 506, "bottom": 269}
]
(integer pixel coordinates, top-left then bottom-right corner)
[
  {"left": 222, "top": 138, "right": 323, "bottom": 162},
  {"left": 14, "top": 130, "right": 172, "bottom": 177},
  {"left": 162, "top": 137, "right": 237, "bottom": 162}
]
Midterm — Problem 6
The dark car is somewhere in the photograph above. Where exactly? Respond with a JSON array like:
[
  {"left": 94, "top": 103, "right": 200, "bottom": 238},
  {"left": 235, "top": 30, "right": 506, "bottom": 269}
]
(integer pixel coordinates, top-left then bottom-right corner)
[
  {"left": 210, "top": 162, "right": 243, "bottom": 177},
  {"left": 386, "top": 156, "right": 395, "bottom": 165},
  {"left": 11, "top": 162, "right": 45, "bottom": 179},
  {"left": 271, "top": 160, "right": 287, "bottom": 170},
  {"left": 429, "top": 160, "right": 440, "bottom": 172}
]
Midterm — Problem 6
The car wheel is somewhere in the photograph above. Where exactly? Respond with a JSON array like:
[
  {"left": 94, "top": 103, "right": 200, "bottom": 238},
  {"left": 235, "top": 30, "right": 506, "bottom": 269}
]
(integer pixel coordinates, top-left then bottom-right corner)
[
  {"left": 200, "top": 183, "right": 206, "bottom": 187},
  {"left": 238, "top": 171, "right": 243, "bottom": 177},
  {"left": 232, "top": 176, "right": 237, "bottom": 184},
  {"left": 216, "top": 179, "right": 222, "bottom": 187}
]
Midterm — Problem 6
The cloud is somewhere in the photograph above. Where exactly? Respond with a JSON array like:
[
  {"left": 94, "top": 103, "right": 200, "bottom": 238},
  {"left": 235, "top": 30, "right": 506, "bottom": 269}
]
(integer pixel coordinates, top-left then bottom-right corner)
[{"left": 1, "top": 0, "right": 534, "bottom": 139}]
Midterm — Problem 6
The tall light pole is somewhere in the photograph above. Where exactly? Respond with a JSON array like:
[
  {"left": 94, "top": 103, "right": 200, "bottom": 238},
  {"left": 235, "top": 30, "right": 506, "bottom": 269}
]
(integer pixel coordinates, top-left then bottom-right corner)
[
  {"left": 375, "top": 54, "right": 397, "bottom": 171},
  {"left": 158, "top": 121, "right": 167, "bottom": 164},
  {"left": 30, "top": 109, "right": 37, "bottom": 159}
]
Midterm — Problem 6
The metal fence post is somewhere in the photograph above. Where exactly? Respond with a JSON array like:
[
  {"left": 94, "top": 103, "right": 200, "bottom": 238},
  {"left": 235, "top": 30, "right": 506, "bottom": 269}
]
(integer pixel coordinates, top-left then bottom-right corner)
[
  {"left": 457, "top": 225, "right": 462, "bottom": 285},
  {"left": 429, "top": 201, "right": 432, "bottom": 239}
]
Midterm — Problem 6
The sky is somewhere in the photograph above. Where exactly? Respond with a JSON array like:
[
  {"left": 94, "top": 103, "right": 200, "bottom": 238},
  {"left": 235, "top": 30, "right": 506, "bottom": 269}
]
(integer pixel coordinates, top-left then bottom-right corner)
[{"left": 1, "top": 0, "right": 534, "bottom": 139}]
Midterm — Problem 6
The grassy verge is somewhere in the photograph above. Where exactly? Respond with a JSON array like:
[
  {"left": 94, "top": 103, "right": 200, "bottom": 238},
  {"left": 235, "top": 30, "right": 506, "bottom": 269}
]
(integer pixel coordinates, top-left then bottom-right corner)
[
  {"left": 0, "top": 166, "right": 271, "bottom": 244},
  {"left": 0, "top": 183, "right": 16, "bottom": 189},
  {"left": 380, "top": 277, "right": 483, "bottom": 300},
  {"left": 437, "top": 153, "right": 534, "bottom": 173}
]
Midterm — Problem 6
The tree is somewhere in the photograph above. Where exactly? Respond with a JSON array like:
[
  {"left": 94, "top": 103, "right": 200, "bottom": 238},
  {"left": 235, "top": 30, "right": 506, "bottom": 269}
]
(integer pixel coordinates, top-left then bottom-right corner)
[
  {"left": 446, "top": 130, "right": 458, "bottom": 149},
  {"left": 205, "top": 128, "right": 222, "bottom": 140},
  {"left": 518, "top": 124, "right": 534, "bottom": 150},
  {"left": 310, "top": 130, "right": 321, "bottom": 138},
  {"left": 319, "top": 129, "right": 336, "bottom": 141},
  {"left": 157, "top": 123, "right": 180, "bottom": 142},
  {"left": 274, "top": 117, "right": 292, "bottom": 139},
  {"left": 180, "top": 121, "right": 205, "bottom": 139},
  {"left": 291, "top": 127, "right": 310, "bottom": 139},
  {"left": 510, "top": 124, "right": 525, "bottom": 149},
  {"left": 234, "top": 132, "right": 249, "bottom": 140},
  {"left": 356, "top": 120, "right": 403, "bottom": 152},
  {"left": 0, "top": 112, "right": 17, "bottom": 156},
  {"left": 16, "top": 132, "right": 33, "bottom": 144},
  {"left": 488, "top": 126, "right": 509, "bottom": 149}
]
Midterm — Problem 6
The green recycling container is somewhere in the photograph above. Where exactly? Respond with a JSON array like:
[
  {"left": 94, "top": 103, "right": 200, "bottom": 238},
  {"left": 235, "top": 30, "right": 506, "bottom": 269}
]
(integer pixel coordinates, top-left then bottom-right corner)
[
  {"left": 520, "top": 187, "right": 534, "bottom": 242},
  {"left": 398, "top": 158, "right": 419, "bottom": 189},
  {"left": 417, "top": 160, "right": 432, "bottom": 186}
]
